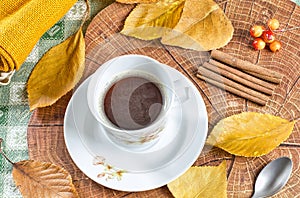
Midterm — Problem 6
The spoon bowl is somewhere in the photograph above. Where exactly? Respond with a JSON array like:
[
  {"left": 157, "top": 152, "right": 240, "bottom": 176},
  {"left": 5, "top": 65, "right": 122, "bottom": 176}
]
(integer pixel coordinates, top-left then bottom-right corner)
[{"left": 252, "top": 157, "right": 293, "bottom": 198}]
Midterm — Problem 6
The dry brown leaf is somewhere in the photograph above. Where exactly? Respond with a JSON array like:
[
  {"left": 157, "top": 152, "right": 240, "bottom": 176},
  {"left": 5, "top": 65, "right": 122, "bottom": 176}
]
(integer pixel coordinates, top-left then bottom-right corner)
[
  {"left": 27, "top": 28, "right": 85, "bottom": 111},
  {"left": 167, "top": 161, "right": 227, "bottom": 198},
  {"left": 161, "top": 0, "right": 234, "bottom": 51},
  {"left": 120, "top": 0, "right": 185, "bottom": 40},
  {"left": 206, "top": 112, "right": 296, "bottom": 157},
  {"left": 116, "top": 0, "right": 158, "bottom": 4},
  {"left": 12, "top": 160, "right": 79, "bottom": 198}
]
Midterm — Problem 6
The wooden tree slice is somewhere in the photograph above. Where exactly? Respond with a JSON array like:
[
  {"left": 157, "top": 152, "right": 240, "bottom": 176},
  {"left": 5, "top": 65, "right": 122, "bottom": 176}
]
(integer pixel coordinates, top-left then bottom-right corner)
[{"left": 28, "top": 1, "right": 300, "bottom": 197}]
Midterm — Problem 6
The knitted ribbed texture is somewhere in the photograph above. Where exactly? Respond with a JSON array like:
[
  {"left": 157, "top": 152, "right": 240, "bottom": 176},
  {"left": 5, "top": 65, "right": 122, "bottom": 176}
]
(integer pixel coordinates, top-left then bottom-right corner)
[{"left": 0, "top": 0, "right": 77, "bottom": 72}]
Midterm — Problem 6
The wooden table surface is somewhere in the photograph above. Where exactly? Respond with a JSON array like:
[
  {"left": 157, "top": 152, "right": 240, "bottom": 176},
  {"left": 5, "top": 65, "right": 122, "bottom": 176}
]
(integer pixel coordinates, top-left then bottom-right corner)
[{"left": 27, "top": 1, "right": 300, "bottom": 197}]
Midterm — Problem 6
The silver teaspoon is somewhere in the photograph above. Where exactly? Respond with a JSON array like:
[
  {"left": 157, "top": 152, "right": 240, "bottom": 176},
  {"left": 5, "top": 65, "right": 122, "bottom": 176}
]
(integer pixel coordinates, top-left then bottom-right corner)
[{"left": 252, "top": 157, "right": 293, "bottom": 198}]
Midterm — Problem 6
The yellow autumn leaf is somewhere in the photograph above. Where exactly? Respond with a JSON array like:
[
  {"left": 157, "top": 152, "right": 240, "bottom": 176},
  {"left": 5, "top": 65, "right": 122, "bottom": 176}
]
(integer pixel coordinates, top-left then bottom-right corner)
[
  {"left": 161, "top": 0, "right": 234, "bottom": 51},
  {"left": 116, "top": 0, "right": 158, "bottom": 4},
  {"left": 120, "top": 0, "right": 185, "bottom": 40},
  {"left": 12, "top": 160, "right": 79, "bottom": 198},
  {"left": 27, "top": 28, "right": 85, "bottom": 111},
  {"left": 206, "top": 112, "right": 296, "bottom": 157},
  {"left": 168, "top": 161, "right": 227, "bottom": 198}
]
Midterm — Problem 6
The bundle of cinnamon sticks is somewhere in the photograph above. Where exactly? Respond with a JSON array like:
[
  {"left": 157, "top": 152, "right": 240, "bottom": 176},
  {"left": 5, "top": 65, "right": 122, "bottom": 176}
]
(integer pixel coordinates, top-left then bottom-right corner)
[{"left": 197, "top": 50, "right": 283, "bottom": 105}]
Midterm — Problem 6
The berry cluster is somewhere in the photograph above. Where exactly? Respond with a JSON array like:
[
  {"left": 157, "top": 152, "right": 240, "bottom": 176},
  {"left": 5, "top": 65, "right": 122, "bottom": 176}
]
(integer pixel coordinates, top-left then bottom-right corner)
[{"left": 250, "top": 19, "right": 281, "bottom": 52}]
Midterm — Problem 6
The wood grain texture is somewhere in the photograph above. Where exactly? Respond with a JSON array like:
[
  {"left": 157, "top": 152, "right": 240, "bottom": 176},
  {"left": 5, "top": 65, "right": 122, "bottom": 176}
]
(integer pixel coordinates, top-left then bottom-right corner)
[{"left": 28, "top": 1, "right": 300, "bottom": 197}]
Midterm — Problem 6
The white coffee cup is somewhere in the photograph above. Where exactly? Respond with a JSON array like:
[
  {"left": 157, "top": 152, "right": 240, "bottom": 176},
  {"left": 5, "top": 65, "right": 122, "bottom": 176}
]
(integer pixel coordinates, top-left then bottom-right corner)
[{"left": 87, "top": 55, "right": 181, "bottom": 151}]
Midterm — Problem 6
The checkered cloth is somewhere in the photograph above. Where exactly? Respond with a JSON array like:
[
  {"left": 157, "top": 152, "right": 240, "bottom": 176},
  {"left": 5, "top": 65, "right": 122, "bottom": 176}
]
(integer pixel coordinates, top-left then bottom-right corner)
[{"left": 0, "top": 0, "right": 111, "bottom": 197}]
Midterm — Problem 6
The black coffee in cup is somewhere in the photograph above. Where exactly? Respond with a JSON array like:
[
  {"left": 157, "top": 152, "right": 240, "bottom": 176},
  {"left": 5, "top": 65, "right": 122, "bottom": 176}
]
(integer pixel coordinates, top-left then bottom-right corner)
[{"left": 103, "top": 76, "right": 163, "bottom": 130}]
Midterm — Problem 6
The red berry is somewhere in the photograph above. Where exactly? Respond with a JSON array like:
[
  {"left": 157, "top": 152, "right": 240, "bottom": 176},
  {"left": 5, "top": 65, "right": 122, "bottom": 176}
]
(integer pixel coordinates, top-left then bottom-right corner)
[
  {"left": 269, "top": 40, "right": 281, "bottom": 52},
  {"left": 262, "top": 30, "right": 275, "bottom": 43},
  {"left": 250, "top": 25, "right": 265, "bottom": 37},
  {"left": 252, "top": 38, "right": 266, "bottom": 50},
  {"left": 268, "top": 19, "right": 280, "bottom": 30}
]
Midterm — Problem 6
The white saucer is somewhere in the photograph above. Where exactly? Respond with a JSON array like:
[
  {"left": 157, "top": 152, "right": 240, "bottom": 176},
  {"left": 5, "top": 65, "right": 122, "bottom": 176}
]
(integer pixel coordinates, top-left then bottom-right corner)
[{"left": 64, "top": 66, "right": 208, "bottom": 192}]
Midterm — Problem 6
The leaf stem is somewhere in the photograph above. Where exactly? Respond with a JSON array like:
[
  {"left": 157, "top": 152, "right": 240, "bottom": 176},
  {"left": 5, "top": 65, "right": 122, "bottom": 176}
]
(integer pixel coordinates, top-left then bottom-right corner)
[{"left": 0, "top": 138, "right": 15, "bottom": 165}]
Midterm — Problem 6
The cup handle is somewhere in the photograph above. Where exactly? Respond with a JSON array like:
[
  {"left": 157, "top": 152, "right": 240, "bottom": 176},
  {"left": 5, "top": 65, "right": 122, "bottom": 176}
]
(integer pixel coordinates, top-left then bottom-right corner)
[{"left": 173, "top": 78, "right": 190, "bottom": 104}]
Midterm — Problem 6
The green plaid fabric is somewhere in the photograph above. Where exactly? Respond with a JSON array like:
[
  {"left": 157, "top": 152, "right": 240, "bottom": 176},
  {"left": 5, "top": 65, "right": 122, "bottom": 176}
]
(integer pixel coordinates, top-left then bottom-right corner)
[{"left": 0, "top": 0, "right": 111, "bottom": 197}]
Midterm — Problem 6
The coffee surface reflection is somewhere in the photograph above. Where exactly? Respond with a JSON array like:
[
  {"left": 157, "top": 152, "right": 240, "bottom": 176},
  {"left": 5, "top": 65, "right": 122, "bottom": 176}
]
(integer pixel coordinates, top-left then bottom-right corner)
[{"left": 104, "top": 77, "right": 163, "bottom": 130}]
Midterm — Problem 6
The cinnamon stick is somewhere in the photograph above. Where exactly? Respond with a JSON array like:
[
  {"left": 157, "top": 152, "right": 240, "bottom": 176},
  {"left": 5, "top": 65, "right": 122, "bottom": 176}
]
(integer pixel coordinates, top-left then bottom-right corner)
[
  {"left": 244, "top": 71, "right": 282, "bottom": 84},
  {"left": 207, "top": 60, "right": 275, "bottom": 94},
  {"left": 211, "top": 50, "right": 283, "bottom": 84},
  {"left": 197, "top": 75, "right": 267, "bottom": 105},
  {"left": 197, "top": 66, "right": 269, "bottom": 105}
]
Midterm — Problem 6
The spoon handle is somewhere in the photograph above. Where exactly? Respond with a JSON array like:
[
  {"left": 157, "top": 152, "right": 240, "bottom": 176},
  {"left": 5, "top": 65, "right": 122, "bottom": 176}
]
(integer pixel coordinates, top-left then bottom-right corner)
[{"left": 251, "top": 192, "right": 263, "bottom": 198}]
